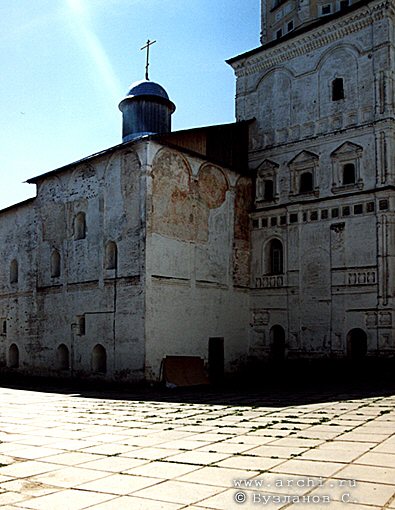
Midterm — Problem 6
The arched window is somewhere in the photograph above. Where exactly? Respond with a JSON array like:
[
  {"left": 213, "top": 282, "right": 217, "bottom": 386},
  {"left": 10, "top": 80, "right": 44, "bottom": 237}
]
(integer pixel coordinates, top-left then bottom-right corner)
[
  {"left": 50, "top": 249, "right": 61, "bottom": 278},
  {"left": 347, "top": 329, "right": 367, "bottom": 360},
  {"left": 269, "top": 239, "right": 284, "bottom": 275},
  {"left": 10, "top": 259, "right": 18, "bottom": 284},
  {"left": 270, "top": 325, "right": 286, "bottom": 361},
  {"left": 57, "top": 344, "right": 70, "bottom": 370},
  {"left": 105, "top": 241, "right": 118, "bottom": 270},
  {"left": 299, "top": 172, "right": 313, "bottom": 193},
  {"left": 342, "top": 163, "right": 356, "bottom": 185},
  {"left": 74, "top": 212, "right": 86, "bottom": 240},
  {"left": 92, "top": 344, "right": 107, "bottom": 373},
  {"left": 8, "top": 344, "right": 19, "bottom": 368},
  {"left": 332, "top": 78, "right": 344, "bottom": 101}
]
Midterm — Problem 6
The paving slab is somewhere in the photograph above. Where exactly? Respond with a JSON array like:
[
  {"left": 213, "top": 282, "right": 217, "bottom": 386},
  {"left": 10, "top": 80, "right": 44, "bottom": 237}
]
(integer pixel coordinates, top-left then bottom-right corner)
[{"left": 0, "top": 383, "right": 393, "bottom": 509}]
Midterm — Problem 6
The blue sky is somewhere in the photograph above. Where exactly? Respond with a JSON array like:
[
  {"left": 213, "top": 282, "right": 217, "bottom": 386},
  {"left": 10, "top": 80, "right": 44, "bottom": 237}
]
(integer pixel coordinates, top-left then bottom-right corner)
[{"left": 0, "top": 0, "right": 259, "bottom": 210}]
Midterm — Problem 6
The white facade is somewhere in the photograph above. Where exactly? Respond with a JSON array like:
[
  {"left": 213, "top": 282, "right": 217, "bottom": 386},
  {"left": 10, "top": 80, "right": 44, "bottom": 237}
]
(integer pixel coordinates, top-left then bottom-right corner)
[{"left": 228, "top": 0, "right": 395, "bottom": 362}]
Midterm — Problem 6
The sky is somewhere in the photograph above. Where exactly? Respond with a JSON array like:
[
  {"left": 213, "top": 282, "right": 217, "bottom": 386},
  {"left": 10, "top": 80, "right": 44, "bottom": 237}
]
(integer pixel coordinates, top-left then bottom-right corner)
[{"left": 0, "top": 0, "right": 260, "bottom": 210}]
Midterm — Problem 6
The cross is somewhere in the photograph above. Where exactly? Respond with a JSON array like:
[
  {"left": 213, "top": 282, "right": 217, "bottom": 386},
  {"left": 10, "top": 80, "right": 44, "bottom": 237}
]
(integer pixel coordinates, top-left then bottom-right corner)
[{"left": 140, "top": 39, "right": 156, "bottom": 81}]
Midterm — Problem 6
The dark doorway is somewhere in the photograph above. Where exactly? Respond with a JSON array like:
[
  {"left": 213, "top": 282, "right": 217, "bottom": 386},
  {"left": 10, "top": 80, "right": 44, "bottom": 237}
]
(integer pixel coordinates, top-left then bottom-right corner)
[
  {"left": 208, "top": 337, "right": 224, "bottom": 385},
  {"left": 270, "top": 325, "right": 286, "bottom": 362},
  {"left": 347, "top": 329, "right": 368, "bottom": 360}
]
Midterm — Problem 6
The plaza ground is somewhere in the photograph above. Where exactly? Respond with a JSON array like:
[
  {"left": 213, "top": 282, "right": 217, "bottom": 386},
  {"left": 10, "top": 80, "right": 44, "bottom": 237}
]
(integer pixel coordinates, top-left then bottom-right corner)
[{"left": 0, "top": 379, "right": 394, "bottom": 509}]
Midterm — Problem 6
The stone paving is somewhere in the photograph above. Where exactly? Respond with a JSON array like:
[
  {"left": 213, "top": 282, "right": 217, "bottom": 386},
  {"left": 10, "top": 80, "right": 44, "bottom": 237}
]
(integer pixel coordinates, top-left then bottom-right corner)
[{"left": 0, "top": 383, "right": 393, "bottom": 509}]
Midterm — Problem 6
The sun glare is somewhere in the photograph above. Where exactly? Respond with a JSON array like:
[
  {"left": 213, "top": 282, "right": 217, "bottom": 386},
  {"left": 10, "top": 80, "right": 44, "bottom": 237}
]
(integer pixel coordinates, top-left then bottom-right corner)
[{"left": 65, "top": 0, "right": 123, "bottom": 101}]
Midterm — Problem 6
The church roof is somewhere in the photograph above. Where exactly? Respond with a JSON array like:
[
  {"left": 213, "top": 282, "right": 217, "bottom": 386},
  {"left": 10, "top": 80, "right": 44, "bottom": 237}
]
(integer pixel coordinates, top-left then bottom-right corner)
[{"left": 124, "top": 80, "right": 171, "bottom": 101}]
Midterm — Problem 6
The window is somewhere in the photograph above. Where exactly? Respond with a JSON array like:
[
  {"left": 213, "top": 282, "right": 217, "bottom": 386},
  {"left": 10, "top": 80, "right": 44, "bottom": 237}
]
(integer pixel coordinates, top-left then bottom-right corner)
[
  {"left": 74, "top": 212, "right": 86, "bottom": 240},
  {"left": 342, "top": 206, "right": 351, "bottom": 216},
  {"left": 276, "top": 29, "right": 283, "bottom": 39},
  {"left": 354, "top": 204, "right": 363, "bottom": 215},
  {"left": 321, "top": 209, "right": 328, "bottom": 220},
  {"left": 340, "top": 0, "right": 349, "bottom": 10},
  {"left": 2, "top": 320, "right": 6, "bottom": 335},
  {"left": 269, "top": 239, "right": 284, "bottom": 275},
  {"left": 57, "top": 344, "right": 70, "bottom": 371},
  {"left": 256, "top": 160, "right": 278, "bottom": 203},
  {"left": 271, "top": 217, "right": 278, "bottom": 227},
  {"left": 299, "top": 172, "right": 313, "bottom": 193},
  {"left": 310, "top": 211, "right": 318, "bottom": 221},
  {"left": 303, "top": 212, "right": 307, "bottom": 222},
  {"left": 321, "top": 4, "right": 331, "bottom": 14},
  {"left": 332, "top": 78, "right": 344, "bottom": 101},
  {"left": 288, "top": 150, "right": 319, "bottom": 198},
  {"left": 252, "top": 219, "right": 259, "bottom": 229},
  {"left": 331, "top": 208, "right": 339, "bottom": 218},
  {"left": 366, "top": 202, "right": 375, "bottom": 213},
  {"left": 8, "top": 344, "right": 19, "bottom": 368},
  {"left": 342, "top": 163, "right": 356, "bottom": 185},
  {"left": 280, "top": 215, "right": 287, "bottom": 225},
  {"left": 105, "top": 241, "right": 118, "bottom": 270},
  {"left": 287, "top": 20, "right": 294, "bottom": 32},
  {"left": 290, "top": 213, "right": 298, "bottom": 223},
  {"left": 331, "top": 142, "right": 363, "bottom": 192},
  {"left": 78, "top": 316, "right": 86, "bottom": 336},
  {"left": 262, "top": 218, "right": 268, "bottom": 228},
  {"left": 264, "top": 180, "right": 274, "bottom": 201},
  {"left": 50, "top": 249, "right": 61, "bottom": 278},
  {"left": 92, "top": 344, "right": 107, "bottom": 373},
  {"left": 10, "top": 259, "right": 18, "bottom": 284},
  {"left": 379, "top": 199, "right": 389, "bottom": 210}
]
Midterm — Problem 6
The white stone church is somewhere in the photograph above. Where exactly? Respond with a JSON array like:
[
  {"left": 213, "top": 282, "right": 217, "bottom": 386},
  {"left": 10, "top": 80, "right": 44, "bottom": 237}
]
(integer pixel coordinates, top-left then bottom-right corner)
[{"left": 0, "top": 0, "right": 393, "bottom": 383}]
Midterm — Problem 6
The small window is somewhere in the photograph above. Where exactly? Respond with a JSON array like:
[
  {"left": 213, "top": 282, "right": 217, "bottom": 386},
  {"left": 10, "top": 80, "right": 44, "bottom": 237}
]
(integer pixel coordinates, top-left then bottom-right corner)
[
  {"left": 262, "top": 218, "right": 268, "bottom": 228},
  {"left": 92, "top": 344, "right": 107, "bottom": 373},
  {"left": 252, "top": 219, "right": 259, "bottom": 229},
  {"left": 379, "top": 199, "right": 389, "bottom": 210},
  {"left": 2, "top": 320, "right": 6, "bottom": 335},
  {"left": 290, "top": 213, "right": 298, "bottom": 223},
  {"left": 271, "top": 217, "right": 278, "bottom": 227},
  {"left": 280, "top": 215, "right": 287, "bottom": 225},
  {"left": 287, "top": 20, "right": 294, "bottom": 32},
  {"left": 332, "top": 78, "right": 345, "bottom": 101},
  {"left": 303, "top": 212, "right": 307, "bottom": 222},
  {"left": 299, "top": 172, "right": 313, "bottom": 193},
  {"left": 321, "top": 209, "right": 328, "bottom": 220},
  {"left": 105, "top": 241, "right": 118, "bottom": 270},
  {"left": 74, "top": 212, "right": 86, "bottom": 240},
  {"left": 321, "top": 4, "right": 331, "bottom": 14},
  {"left": 78, "top": 316, "right": 86, "bottom": 336},
  {"left": 343, "top": 163, "right": 356, "bottom": 185},
  {"left": 269, "top": 239, "right": 284, "bottom": 275},
  {"left": 342, "top": 206, "right": 351, "bottom": 216},
  {"left": 331, "top": 208, "right": 339, "bottom": 218},
  {"left": 354, "top": 204, "right": 363, "bottom": 215},
  {"left": 276, "top": 29, "right": 283, "bottom": 39},
  {"left": 50, "top": 249, "right": 61, "bottom": 278},
  {"left": 8, "top": 344, "right": 19, "bottom": 368},
  {"left": 340, "top": 0, "right": 349, "bottom": 10},
  {"left": 366, "top": 202, "right": 375, "bottom": 213},
  {"left": 10, "top": 259, "right": 18, "bottom": 284},
  {"left": 310, "top": 211, "right": 318, "bottom": 221},
  {"left": 57, "top": 344, "right": 70, "bottom": 371},
  {"left": 264, "top": 180, "right": 274, "bottom": 201}
]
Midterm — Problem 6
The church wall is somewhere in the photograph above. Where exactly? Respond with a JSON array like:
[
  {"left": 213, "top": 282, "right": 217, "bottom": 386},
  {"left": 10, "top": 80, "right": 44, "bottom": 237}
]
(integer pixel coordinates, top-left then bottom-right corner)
[
  {"left": 144, "top": 144, "right": 250, "bottom": 381},
  {"left": 0, "top": 202, "right": 38, "bottom": 371},
  {"left": 0, "top": 147, "right": 147, "bottom": 381}
]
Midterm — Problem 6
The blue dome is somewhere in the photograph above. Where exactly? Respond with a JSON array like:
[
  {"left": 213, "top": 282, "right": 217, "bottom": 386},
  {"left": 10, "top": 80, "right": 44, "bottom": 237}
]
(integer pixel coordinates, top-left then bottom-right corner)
[{"left": 125, "top": 80, "right": 170, "bottom": 101}]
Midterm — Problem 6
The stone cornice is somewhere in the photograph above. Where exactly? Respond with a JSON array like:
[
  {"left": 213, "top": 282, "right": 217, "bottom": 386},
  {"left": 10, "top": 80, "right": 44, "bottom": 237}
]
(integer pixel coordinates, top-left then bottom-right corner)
[{"left": 231, "top": 0, "right": 395, "bottom": 78}]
